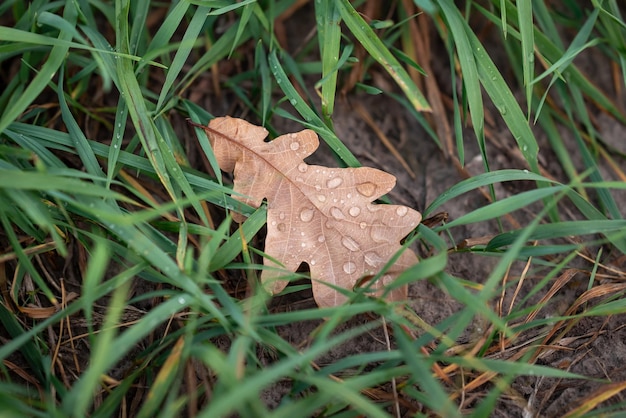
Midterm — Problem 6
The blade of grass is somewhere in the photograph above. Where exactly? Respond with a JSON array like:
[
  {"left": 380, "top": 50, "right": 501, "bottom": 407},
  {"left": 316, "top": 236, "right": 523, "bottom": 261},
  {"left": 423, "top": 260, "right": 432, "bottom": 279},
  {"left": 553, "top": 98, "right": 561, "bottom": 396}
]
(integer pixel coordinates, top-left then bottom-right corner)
[
  {"left": 106, "top": 97, "right": 128, "bottom": 188},
  {"left": 315, "top": 0, "right": 342, "bottom": 123},
  {"left": 58, "top": 66, "right": 106, "bottom": 180},
  {"left": 0, "top": 301, "right": 46, "bottom": 384},
  {"left": 0, "top": 5, "right": 76, "bottom": 135},
  {"left": 254, "top": 42, "right": 272, "bottom": 125},
  {"left": 425, "top": 169, "right": 552, "bottom": 216},
  {"left": 395, "top": 324, "right": 461, "bottom": 417},
  {"left": 466, "top": 26, "right": 540, "bottom": 172},
  {"left": 441, "top": 185, "right": 565, "bottom": 229},
  {"left": 155, "top": 5, "right": 210, "bottom": 114},
  {"left": 268, "top": 49, "right": 361, "bottom": 167},
  {"left": 337, "top": 0, "right": 431, "bottom": 113},
  {"left": 487, "top": 219, "right": 626, "bottom": 250},
  {"left": 438, "top": 0, "right": 485, "bottom": 161},
  {"left": 517, "top": 0, "right": 533, "bottom": 118}
]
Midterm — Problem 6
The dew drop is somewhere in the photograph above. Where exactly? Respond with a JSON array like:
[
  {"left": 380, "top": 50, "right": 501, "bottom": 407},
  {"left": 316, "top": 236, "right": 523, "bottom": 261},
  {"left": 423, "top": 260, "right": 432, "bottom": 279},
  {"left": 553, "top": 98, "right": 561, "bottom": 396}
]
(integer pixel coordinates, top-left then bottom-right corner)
[
  {"left": 349, "top": 206, "right": 361, "bottom": 217},
  {"left": 396, "top": 206, "right": 408, "bottom": 217},
  {"left": 290, "top": 141, "right": 300, "bottom": 151},
  {"left": 277, "top": 223, "right": 287, "bottom": 232},
  {"left": 315, "top": 184, "right": 322, "bottom": 191},
  {"left": 318, "top": 235, "right": 326, "bottom": 243},
  {"left": 359, "top": 222, "right": 367, "bottom": 229},
  {"left": 299, "top": 208, "right": 314, "bottom": 222},
  {"left": 364, "top": 251, "right": 384, "bottom": 267},
  {"left": 366, "top": 204, "right": 379, "bottom": 213},
  {"left": 298, "top": 163, "right": 308, "bottom": 173},
  {"left": 370, "top": 224, "right": 389, "bottom": 243},
  {"left": 279, "top": 212, "right": 286, "bottom": 220},
  {"left": 290, "top": 98, "right": 297, "bottom": 105},
  {"left": 341, "top": 236, "right": 360, "bottom": 252},
  {"left": 343, "top": 262, "right": 357, "bottom": 274},
  {"left": 178, "top": 296, "right": 186, "bottom": 304},
  {"left": 295, "top": 176, "right": 304, "bottom": 182},
  {"left": 346, "top": 193, "right": 352, "bottom": 199},
  {"left": 301, "top": 242, "right": 306, "bottom": 247},
  {"left": 326, "top": 177, "right": 343, "bottom": 188},
  {"left": 310, "top": 259, "right": 316, "bottom": 266},
  {"left": 330, "top": 207, "right": 345, "bottom": 220},
  {"left": 356, "top": 182, "right": 376, "bottom": 197},
  {"left": 317, "top": 194, "right": 326, "bottom": 202}
]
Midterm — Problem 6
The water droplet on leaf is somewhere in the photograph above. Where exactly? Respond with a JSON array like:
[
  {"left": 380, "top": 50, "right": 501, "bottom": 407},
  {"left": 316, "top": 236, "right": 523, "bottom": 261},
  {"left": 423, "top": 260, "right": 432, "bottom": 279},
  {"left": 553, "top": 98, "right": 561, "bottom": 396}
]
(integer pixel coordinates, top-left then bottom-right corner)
[
  {"left": 364, "top": 251, "right": 384, "bottom": 267},
  {"left": 326, "top": 177, "right": 343, "bottom": 188},
  {"left": 396, "top": 206, "right": 408, "bottom": 217},
  {"left": 343, "top": 262, "right": 357, "bottom": 274},
  {"left": 299, "top": 208, "right": 314, "bottom": 222},
  {"left": 341, "top": 236, "right": 360, "bottom": 252},
  {"left": 356, "top": 182, "right": 376, "bottom": 197},
  {"left": 330, "top": 207, "right": 345, "bottom": 220}
]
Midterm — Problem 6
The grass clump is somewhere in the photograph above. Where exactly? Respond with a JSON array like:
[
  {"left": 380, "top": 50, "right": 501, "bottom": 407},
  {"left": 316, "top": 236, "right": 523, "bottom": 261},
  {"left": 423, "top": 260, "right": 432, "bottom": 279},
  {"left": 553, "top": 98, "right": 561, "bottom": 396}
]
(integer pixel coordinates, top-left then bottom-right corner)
[{"left": 1, "top": 1, "right": 626, "bottom": 416}]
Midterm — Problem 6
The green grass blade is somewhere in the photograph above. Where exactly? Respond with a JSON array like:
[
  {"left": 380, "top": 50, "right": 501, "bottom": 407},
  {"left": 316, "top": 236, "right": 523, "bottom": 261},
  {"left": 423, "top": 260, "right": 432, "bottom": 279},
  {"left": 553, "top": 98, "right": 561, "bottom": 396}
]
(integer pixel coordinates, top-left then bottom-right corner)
[
  {"left": 254, "top": 42, "right": 272, "bottom": 125},
  {"left": 268, "top": 49, "right": 361, "bottom": 167},
  {"left": 155, "top": 5, "right": 209, "bottom": 114},
  {"left": 442, "top": 185, "right": 565, "bottom": 229},
  {"left": 425, "top": 169, "right": 552, "bottom": 216},
  {"left": 438, "top": 0, "right": 485, "bottom": 154},
  {"left": 517, "top": 0, "right": 533, "bottom": 118},
  {"left": 466, "top": 28, "right": 540, "bottom": 172},
  {"left": 488, "top": 220, "right": 626, "bottom": 250},
  {"left": 315, "top": 0, "right": 342, "bottom": 123},
  {"left": 336, "top": 0, "right": 431, "bottom": 112},
  {"left": 0, "top": 7, "right": 76, "bottom": 135},
  {"left": 0, "top": 301, "right": 46, "bottom": 384},
  {"left": 228, "top": 2, "right": 255, "bottom": 58},
  {"left": 58, "top": 68, "right": 106, "bottom": 180},
  {"left": 144, "top": 1, "right": 190, "bottom": 57}
]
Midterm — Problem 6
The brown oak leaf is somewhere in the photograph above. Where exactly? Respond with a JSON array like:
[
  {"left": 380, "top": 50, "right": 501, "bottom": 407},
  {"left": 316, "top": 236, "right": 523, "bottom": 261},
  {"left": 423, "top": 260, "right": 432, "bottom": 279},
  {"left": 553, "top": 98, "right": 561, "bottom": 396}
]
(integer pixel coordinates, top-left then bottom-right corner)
[{"left": 197, "top": 116, "right": 421, "bottom": 307}]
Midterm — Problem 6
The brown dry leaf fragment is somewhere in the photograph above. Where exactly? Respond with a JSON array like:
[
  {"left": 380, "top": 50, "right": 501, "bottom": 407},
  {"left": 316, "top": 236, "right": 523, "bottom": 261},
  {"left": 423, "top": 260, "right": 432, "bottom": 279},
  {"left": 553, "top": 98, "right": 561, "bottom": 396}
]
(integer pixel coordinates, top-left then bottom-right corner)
[{"left": 201, "top": 116, "right": 421, "bottom": 307}]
